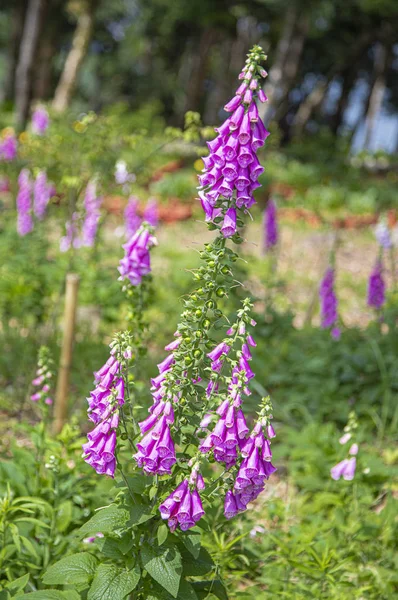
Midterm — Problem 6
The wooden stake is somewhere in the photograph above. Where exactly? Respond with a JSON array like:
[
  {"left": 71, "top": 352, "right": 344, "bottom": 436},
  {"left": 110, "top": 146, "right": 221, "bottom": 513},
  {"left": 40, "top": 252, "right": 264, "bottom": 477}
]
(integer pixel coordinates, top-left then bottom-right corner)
[{"left": 53, "top": 273, "right": 80, "bottom": 435}]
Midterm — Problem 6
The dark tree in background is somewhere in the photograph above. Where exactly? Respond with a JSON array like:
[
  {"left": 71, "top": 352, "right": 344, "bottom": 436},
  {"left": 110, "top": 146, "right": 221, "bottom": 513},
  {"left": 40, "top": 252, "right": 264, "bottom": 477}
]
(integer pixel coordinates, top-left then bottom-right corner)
[{"left": 0, "top": 0, "right": 397, "bottom": 146}]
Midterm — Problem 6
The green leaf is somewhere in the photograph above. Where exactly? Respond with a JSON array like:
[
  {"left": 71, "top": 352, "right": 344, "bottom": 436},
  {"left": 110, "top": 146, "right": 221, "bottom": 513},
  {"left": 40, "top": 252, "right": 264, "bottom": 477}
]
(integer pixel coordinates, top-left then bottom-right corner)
[
  {"left": 14, "top": 517, "right": 50, "bottom": 529},
  {"left": 43, "top": 552, "right": 98, "bottom": 585},
  {"left": 79, "top": 505, "right": 130, "bottom": 536},
  {"left": 88, "top": 564, "right": 140, "bottom": 600},
  {"left": 157, "top": 523, "right": 168, "bottom": 546},
  {"left": 9, "top": 523, "right": 21, "bottom": 553},
  {"left": 5, "top": 572, "right": 29, "bottom": 593},
  {"left": 181, "top": 532, "right": 201, "bottom": 559},
  {"left": 0, "top": 591, "right": 11, "bottom": 600},
  {"left": 129, "top": 504, "right": 154, "bottom": 526},
  {"left": 181, "top": 547, "right": 214, "bottom": 577},
  {"left": 56, "top": 500, "right": 73, "bottom": 533},
  {"left": 192, "top": 580, "right": 228, "bottom": 600},
  {"left": 20, "top": 536, "right": 39, "bottom": 559},
  {"left": 141, "top": 543, "right": 182, "bottom": 598},
  {"left": 17, "top": 592, "right": 70, "bottom": 600}
]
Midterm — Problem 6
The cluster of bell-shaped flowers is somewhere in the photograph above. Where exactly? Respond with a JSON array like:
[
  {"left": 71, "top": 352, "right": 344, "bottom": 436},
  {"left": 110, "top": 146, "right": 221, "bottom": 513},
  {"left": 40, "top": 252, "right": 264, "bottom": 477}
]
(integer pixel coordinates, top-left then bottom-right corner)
[
  {"left": 224, "top": 421, "right": 277, "bottom": 519},
  {"left": 159, "top": 469, "right": 205, "bottom": 532},
  {"left": 83, "top": 352, "right": 125, "bottom": 478},
  {"left": 199, "top": 327, "right": 256, "bottom": 469},
  {"left": 133, "top": 335, "right": 181, "bottom": 475},
  {"left": 198, "top": 46, "right": 269, "bottom": 237},
  {"left": 118, "top": 225, "right": 157, "bottom": 286}
]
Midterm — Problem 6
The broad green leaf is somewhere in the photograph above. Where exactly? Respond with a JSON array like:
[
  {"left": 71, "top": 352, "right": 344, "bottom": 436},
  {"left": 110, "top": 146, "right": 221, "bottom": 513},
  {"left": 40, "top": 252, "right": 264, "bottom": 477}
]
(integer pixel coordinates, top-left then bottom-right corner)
[
  {"left": 79, "top": 505, "right": 129, "bottom": 536},
  {"left": 88, "top": 564, "right": 140, "bottom": 600},
  {"left": 43, "top": 552, "right": 98, "bottom": 585},
  {"left": 157, "top": 523, "right": 168, "bottom": 546},
  {"left": 0, "top": 591, "right": 11, "bottom": 600},
  {"left": 192, "top": 580, "right": 228, "bottom": 600},
  {"left": 181, "top": 532, "right": 201, "bottom": 559},
  {"left": 181, "top": 547, "right": 214, "bottom": 577},
  {"left": 56, "top": 501, "right": 73, "bottom": 533},
  {"left": 141, "top": 542, "right": 182, "bottom": 598},
  {"left": 129, "top": 504, "right": 154, "bottom": 526},
  {"left": 5, "top": 572, "right": 29, "bottom": 593}
]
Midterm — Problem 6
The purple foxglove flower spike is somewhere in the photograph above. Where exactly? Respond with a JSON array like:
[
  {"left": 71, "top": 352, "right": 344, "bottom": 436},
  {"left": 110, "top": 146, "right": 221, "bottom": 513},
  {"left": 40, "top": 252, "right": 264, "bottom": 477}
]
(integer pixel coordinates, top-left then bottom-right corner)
[
  {"left": 367, "top": 258, "right": 385, "bottom": 310},
  {"left": 16, "top": 169, "right": 33, "bottom": 236},
  {"left": 124, "top": 196, "right": 141, "bottom": 238},
  {"left": 31, "top": 106, "right": 49, "bottom": 135},
  {"left": 33, "top": 171, "right": 51, "bottom": 220},
  {"left": 143, "top": 198, "right": 159, "bottom": 227},
  {"left": 0, "top": 133, "right": 18, "bottom": 162},
  {"left": 319, "top": 266, "right": 339, "bottom": 337},
  {"left": 263, "top": 199, "right": 278, "bottom": 250}
]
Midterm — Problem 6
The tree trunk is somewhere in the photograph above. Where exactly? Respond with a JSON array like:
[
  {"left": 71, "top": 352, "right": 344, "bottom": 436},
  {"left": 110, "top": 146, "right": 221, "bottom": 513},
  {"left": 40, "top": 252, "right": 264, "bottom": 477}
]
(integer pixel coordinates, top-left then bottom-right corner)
[
  {"left": 14, "top": 0, "right": 45, "bottom": 129},
  {"left": 52, "top": 0, "right": 98, "bottom": 113},
  {"left": 182, "top": 28, "right": 218, "bottom": 115},
  {"left": 259, "top": 4, "right": 308, "bottom": 126},
  {"left": 329, "top": 66, "right": 357, "bottom": 135},
  {"left": 363, "top": 43, "right": 388, "bottom": 149},
  {"left": 0, "top": 0, "right": 27, "bottom": 105},
  {"left": 291, "top": 78, "right": 329, "bottom": 138}
]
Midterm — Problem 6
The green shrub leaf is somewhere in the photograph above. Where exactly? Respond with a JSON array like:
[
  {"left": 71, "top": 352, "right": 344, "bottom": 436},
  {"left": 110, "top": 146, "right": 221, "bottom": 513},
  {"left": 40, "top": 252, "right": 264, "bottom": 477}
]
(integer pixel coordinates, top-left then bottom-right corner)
[
  {"left": 141, "top": 542, "right": 182, "bottom": 598},
  {"left": 87, "top": 564, "right": 140, "bottom": 600},
  {"left": 42, "top": 552, "right": 98, "bottom": 585}
]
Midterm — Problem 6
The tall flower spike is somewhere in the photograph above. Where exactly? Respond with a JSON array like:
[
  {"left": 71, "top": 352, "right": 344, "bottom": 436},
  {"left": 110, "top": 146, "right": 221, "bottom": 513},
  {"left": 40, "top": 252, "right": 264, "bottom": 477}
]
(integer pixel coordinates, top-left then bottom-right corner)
[
  {"left": 81, "top": 181, "right": 102, "bottom": 247},
  {"left": 263, "top": 198, "right": 278, "bottom": 250},
  {"left": 33, "top": 171, "right": 51, "bottom": 220},
  {"left": 0, "top": 131, "right": 18, "bottom": 162},
  {"left": 198, "top": 46, "right": 269, "bottom": 236},
  {"left": 143, "top": 198, "right": 159, "bottom": 228},
  {"left": 125, "top": 196, "right": 142, "bottom": 238},
  {"left": 16, "top": 169, "right": 33, "bottom": 236},
  {"left": 118, "top": 225, "right": 157, "bottom": 286},
  {"left": 31, "top": 106, "right": 49, "bottom": 135},
  {"left": 224, "top": 396, "right": 276, "bottom": 519},
  {"left": 319, "top": 266, "right": 340, "bottom": 339},
  {"left": 374, "top": 221, "right": 392, "bottom": 249},
  {"left": 367, "top": 258, "right": 385, "bottom": 310},
  {"left": 83, "top": 341, "right": 128, "bottom": 478}
]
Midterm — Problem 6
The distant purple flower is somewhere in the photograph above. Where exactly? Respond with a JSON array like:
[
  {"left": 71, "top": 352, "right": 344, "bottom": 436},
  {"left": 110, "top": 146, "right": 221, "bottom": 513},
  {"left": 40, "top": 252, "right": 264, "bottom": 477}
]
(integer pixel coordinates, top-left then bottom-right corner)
[
  {"left": 143, "top": 198, "right": 159, "bottom": 227},
  {"left": 81, "top": 181, "right": 102, "bottom": 247},
  {"left": 115, "top": 160, "right": 135, "bottom": 185},
  {"left": 16, "top": 169, "right": 33, "bottom": 236},
  {"left": 31, "top": 107, "right": 49, "bottom": 135},
  {"left": 83, "top": 352, "right": 125, "bottom": 477},
  {"left": 331, "top": 457, "right": 356, "bottom": 481},
  {"left": 263, "top": 199, "right": 278, "bottom": 250},
  {"left": 0, "top": 133, "right": 17, "bottom": 162},
  {"left": 124, "top": 196, "right": 141, "bottom": 238},
  {"left": 33, "top": 171, "right": 51, "bottom": 220},
  {"left": 374, "top": 222, "right": 392, "bottom": 249},
  {"left": 60, "top": 212, "right": 79, "bottom": 252},
  {"left": 319, "top": 267, "right": 339, "bottom": 335},
  {"left": 367, "top": 259, "right": 385, "bottom": 310},
  {"left": 118, "top": 226, "right": 157, "bottom": 286}
]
